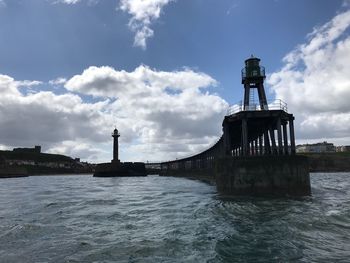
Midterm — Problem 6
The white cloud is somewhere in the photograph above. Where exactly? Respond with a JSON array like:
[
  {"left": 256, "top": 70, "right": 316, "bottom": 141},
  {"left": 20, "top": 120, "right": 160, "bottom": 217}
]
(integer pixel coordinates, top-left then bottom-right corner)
[
  {"left": 133, "top": 26, "right": 154, "bottom": 49},
  {"left": 66, "top": 65, "right": 217, "bottom": 97},
  {"left": 343, "top": 0, "right": 350, "bottom": 7},
  {"left": 267, "top": 9, "right": 350, "bottom": 144},
  {"left": 0, "top": 65, "right": 227, "bottom": 162},
  {"left": 54, "top": 0, "right": 81, "bottom": 4},
  {"left": 51, "top": 0, "right": 173, "bottom": 49},
  {"left": 0, "top": 0, "right": 6, "bottom": 7},
  {"left": 53, "top": 0, "right": 99, "bottom": 5},
  {"left": 65, "top": 65, "right": 228, "bottom": 161},
  {"left": 16, "top": 80, "right": 43, "bottom": 87},
  {"left": 0, "top": 144, "right": 10, "bottom": 151},
  {"left": 49, "top": 77, "right": 67, "bottom": 85},
  {"left": 119, "top": 0, "right": 173, "bottom": 49},
  {"left": 47, "top": 140, "right": 106, "bottom": 161},
  {"left": 0, "top": 74, "right": 114, "bottom": 162}
]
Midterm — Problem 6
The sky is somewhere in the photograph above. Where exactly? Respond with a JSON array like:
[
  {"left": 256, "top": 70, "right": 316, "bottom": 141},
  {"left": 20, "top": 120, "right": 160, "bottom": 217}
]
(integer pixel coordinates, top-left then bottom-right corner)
[{"left": 0, "top": 0, "right": 350, "bottom": 163}]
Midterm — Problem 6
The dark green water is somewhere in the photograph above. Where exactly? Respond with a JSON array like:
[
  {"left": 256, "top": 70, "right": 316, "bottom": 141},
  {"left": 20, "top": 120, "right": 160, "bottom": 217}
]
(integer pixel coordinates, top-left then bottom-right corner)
[{"left": 0, "top": 173, "right": 349, "bottom": 262}]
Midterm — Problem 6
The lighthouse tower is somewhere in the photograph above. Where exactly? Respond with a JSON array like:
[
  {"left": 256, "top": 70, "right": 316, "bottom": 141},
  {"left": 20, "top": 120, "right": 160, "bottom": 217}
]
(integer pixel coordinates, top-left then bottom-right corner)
[
  {"left": 112, "top": 128, "right": 120, "bottom": 163},
  {"left": 241, "top": 55, "right": 269, "bottom": 111}
]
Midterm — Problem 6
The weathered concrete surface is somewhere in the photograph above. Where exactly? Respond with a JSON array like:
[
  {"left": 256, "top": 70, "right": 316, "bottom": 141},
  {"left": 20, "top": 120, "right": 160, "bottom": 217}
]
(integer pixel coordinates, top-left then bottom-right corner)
[
  {"left": 303, "top": 153, "right": 350, "bottom": 172},
  {"left": 215, "top": 155, "right": 310, "bottom": 196},
  {"left": 94, "top": 162, "right": 147, "bottom": 177},
  {"left": 0, "top": 166, "right": 28, "bottom": 178},
  {"left": 159, "top": 168, "right": 215, "bottom": 185}
]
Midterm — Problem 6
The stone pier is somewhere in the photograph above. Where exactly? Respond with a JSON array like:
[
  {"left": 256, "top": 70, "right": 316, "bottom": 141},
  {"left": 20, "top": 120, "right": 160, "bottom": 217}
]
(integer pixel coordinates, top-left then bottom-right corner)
[{"left": 215, "top": 155, "right": 310, "bottom": 196}]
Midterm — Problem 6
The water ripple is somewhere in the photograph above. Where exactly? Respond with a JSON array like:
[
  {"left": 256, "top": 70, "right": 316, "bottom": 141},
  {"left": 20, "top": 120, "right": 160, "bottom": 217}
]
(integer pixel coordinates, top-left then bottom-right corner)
[{"left": 0, "top": 173, "right": 350, "bottom": 262}]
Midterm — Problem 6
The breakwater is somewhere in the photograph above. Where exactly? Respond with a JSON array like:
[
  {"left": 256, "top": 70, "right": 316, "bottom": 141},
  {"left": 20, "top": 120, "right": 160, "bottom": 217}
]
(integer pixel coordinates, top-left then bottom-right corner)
[
  {"left": 0, "top": 166, "right": 28, "bottom": 178},
  {"left": 216, "top": 155, "right": 310, "bottom": 196},
  {"left": 305, "top": 153, "right": 350, "bottom": 172},
  {"left": 160, "top": 155, "right": 310, "bottom": 196}
]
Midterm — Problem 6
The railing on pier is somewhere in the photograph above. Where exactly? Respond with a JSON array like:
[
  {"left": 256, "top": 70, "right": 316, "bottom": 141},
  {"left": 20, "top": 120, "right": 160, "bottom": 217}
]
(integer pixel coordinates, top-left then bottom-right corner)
[
  {"left": 226, "top": 99, "right": 288, "bottom": 116},
  {"left": 157, "top": 100, "right": 294, "bottom": 175},
  {"left": 157, "top": 135, "right": 224, "bottom": 172}
]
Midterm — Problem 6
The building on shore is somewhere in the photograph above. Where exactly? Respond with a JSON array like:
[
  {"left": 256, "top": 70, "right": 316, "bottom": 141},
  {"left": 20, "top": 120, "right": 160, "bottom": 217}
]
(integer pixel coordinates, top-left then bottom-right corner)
[
  {"left": 336, "top": 145, "right": 350, "bottom": 152},
  {"left": 296, "top": 141, "right": 335, "bottom": 153},
  {"left": 0, "top": 146, "right": 94, "bottom": 174},
  {"left": 13, "top": 145, "right": 41, "bottom": 154}
]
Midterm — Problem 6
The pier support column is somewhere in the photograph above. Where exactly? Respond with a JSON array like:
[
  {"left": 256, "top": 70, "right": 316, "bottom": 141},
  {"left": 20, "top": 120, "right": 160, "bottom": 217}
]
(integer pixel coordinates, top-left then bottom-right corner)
[
  {"left": 264, "top": 130, "right": 270, "bottom": 155},
  {"left": 223, "top": 122, "right": 231, "bottom": 156},
  {"left": 289, "top": 117, "right": 296, "bottom": 155},
  {"left": 282, "top": 122, "right": 289, "bottom": 155},
  {"left": 259, "top": 135, "right": 263, "bottom": 155},
  {"left": 242, "top": 118, "right": 248, "bottom": 156},
  {"left": 269, "top": 127, "right": 277, "bottom": 155},
  {"left": 277, "top": 118, "right": 283, "bottom": 155}
]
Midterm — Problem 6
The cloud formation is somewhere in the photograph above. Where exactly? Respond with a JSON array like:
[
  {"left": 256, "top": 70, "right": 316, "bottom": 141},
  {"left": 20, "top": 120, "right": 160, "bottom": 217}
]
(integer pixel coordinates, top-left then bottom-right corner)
[
  {"left": 0, "top": 74, "right": 113, "bottom": 161},
  {"left": 47, "top": 140, "right": 105, "bottom": 160},
  {"left": 50, "top": 0, "right": 173, "bottom": 49},
  {"left": 119, "top": 0, "right": 173, "bottom": 49},
  {"left": 268, "top": 9, "right": 350, "bottom": 144},
  {"left": 0, "top": 65, "right": 227, "bottom": 162},
  {"left": 53, "top": 0, "right": 81, "bottom": 5},
  {"left": 65, "top": 65, "right": 228, "bottom": 161},
  {"left": 55, "top": 0, "right": 81, "bottom": 4}
]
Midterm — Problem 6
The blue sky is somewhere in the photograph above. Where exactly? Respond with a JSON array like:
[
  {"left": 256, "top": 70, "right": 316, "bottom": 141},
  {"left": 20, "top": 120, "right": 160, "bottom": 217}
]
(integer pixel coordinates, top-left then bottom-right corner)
[{"left": 0, "top": 0, "right": 350, "bottom": 162}]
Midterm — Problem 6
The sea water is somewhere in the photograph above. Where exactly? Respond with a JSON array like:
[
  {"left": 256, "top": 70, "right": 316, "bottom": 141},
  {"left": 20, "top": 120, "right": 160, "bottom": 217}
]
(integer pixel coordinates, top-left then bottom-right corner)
[{"left": 0, "top": 173, "right": 349, "bottom": 262}]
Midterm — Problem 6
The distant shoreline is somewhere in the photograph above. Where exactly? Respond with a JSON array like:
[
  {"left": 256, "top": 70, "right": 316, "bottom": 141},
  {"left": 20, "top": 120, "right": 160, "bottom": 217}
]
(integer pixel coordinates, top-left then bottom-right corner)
[{"left": 1, "top": 152, "right": 350, "bottom": 179}]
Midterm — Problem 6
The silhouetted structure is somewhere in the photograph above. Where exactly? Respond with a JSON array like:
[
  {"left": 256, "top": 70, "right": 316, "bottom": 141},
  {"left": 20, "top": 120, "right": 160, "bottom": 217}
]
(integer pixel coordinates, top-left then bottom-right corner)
[
  {"left": 242, "top": 55, "right": 268, "bottom": 111},
  {"left": 224, "top": 55, "right": 296, "bottom": 157},
  {"left": 13, "top": 145, "right": 41, "bottom": 154},
  {"left": 0, "top": 147, "right": 91, "bottom": 176},
  {"left": 158, "top": 56, "right": 310, "bottom": 196},
  {"left": 94, "top": 128, "right": 147, "bottom": 177},
  {"left": 112, "top": 128, "right": 120, "bottom": 163}
]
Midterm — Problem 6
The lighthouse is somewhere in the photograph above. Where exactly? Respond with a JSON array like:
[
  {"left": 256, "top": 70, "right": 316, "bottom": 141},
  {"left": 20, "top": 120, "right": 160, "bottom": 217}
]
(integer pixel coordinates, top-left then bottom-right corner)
[
  {"left": 93, "top": 127, "right": 146, "bottom": 177},
  {"left": 241, "top": 55, "right": 269, "bottom": 111},
  {"left": 112, "top": 128, "right": 120, "bottom": 163}
]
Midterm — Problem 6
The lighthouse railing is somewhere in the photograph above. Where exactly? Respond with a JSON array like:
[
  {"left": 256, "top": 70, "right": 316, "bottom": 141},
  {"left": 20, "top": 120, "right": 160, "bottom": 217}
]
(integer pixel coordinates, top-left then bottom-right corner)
[{"left": 226, "top": 99, "right": 288, "bottom": 116}]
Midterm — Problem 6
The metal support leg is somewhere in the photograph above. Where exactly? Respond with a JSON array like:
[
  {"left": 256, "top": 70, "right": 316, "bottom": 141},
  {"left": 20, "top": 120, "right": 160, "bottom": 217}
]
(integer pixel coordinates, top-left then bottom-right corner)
[
  {"left": 259, "top": 135, "right": 263, "bottom": 155},
  {"left": 257, "top": 83, "right": 268, "bottom": 110},
  {"left": 242, "top": 118, "right": 248, "bottom": 156},
  {"left": 269, "top": 127, "right": 277, "bottom": 155},
  {"left": 244, "top": 83, "right": 250, "bottom": 110},
  {"left": 277, "top": 118, "right": 283, "bottom": 155},
  {"left": 289, "top": 118, "right": 296, "bottom": 155},
  {"left": 264, "top": 130, "right": 271, "bottom": 155},
  {"left": 282, "top": 123, "right": 289, "bottom": 155}
]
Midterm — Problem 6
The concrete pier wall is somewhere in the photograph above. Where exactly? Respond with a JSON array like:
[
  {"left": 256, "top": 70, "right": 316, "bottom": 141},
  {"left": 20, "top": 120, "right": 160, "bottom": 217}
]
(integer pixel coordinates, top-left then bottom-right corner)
[
  {"left": 159, "top": 155, "right": 310, "bottom": 196},
  {"left": 215, "top": 155, "right": 310, "bottom": 196},
  {"left": 159, "top": 168, "right": 215, "bottom": 184},
  {"left": 0, "top": 166, "right": 28, "bottom": 178}
]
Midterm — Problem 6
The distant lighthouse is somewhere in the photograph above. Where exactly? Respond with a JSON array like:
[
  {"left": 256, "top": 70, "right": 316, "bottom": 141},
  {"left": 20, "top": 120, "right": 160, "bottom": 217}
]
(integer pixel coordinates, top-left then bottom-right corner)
[
  {"left": 93, "top": 127, "right": 146, "bottom": 177},
  {"left": 112, "top": 128, "right": 120, "bottom": 163}
]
